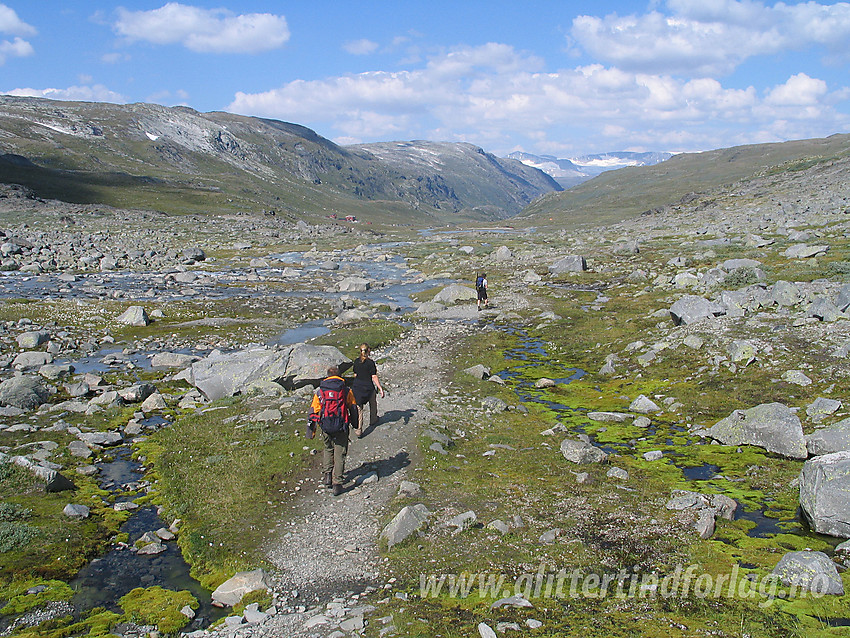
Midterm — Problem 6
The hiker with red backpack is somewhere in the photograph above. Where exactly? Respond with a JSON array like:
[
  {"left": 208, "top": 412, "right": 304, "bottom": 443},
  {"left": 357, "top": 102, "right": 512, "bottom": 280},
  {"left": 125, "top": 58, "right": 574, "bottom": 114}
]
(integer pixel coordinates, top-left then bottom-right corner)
[{"left": 307, "top": 366, "right": 358, "bottom": 496}]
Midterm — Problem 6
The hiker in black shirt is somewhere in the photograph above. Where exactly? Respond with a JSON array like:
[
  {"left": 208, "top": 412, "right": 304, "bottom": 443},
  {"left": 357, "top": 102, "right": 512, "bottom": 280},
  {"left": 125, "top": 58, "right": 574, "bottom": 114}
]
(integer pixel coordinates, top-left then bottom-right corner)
[{"left": 351, "top": 343, "right": 384, "bottom": 437}]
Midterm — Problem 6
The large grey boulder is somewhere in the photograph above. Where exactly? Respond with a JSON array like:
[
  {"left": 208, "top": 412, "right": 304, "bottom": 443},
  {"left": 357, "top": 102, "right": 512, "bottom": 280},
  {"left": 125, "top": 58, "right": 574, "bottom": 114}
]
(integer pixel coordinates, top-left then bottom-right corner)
[
  {"left": 116, "top": 306, "right": 150, "bottom": 327},
  {"left": 665, "top": 490, "right": 738, "bottom": 539},
  {"left": 16, "top": 330, "right": 50, "bottom": 349},
  {"left": 493, "top": 246, "right": 513, "bottom": 261},
  {"left": 433, "top": 284, "right": 477, "bottom": 305},
  {"left": 669, "top": 295, "right": 725, "bottom": 325},
  {"left": 721, "top": 258, "right": 761, "bottom": 271},
  {"left": 771, "top": 551, "right": 844, "bottom": 595},
  {"left": 0, "top": 376, "right": 51, "bottom": 410},
  {"left": 835, "top": 283, "right": 850, "bottom": 313},
  {"left": 806, "top": 419, "right": 850, "bottom": 455},
  {"left": 77, "top": 431, "right": 123, "bottom": 446},
  {"left": 381, "top": 504, "right": 431, "bottom": 549},
  {"left": 704, "top": 402, "right": 807, "bottom": 459},
  {"left": 770, "top": 280, "right": 802, "bottom": 307},
  {"left": 549, "top": 255, "right": 587, "bottom": 274},
  {"left": 283, "top": 343, "right": 349, "bottom": 387},
  {"left": 191, "top": 347, "right": 291, "bottom": 401},
  {"left": 560, "top": 439, "right": 607, "bottom": 464},
  {"left": 799, "top": 451, "right": 850, "bottom": 537},
  {"left": 414, "top": 301, "right": 446, "bottom": 316},
  {"left": 183, "top": 247, "right": 206, "bottom": 262},
  {"left": 463, "top": 364, "right": 490, "bottom": 380},
  {"left": 211, "top": 569, "right": 270, "bottom": 607},
  {"left": 808, "top": 297, "right": 846, "bottom": 322},
  {"left": 629, "top": 394, "right": 660, "bottom": 414}
]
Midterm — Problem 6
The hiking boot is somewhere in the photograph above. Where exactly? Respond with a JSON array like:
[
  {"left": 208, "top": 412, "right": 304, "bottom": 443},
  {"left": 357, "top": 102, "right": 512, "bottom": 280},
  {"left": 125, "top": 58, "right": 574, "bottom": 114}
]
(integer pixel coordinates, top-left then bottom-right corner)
[
  {"left": 323, "top": 472, "right": 332, "bottom": 488},
  {"left": 332, "top": 483, "right": 343, "bottom": 496}
]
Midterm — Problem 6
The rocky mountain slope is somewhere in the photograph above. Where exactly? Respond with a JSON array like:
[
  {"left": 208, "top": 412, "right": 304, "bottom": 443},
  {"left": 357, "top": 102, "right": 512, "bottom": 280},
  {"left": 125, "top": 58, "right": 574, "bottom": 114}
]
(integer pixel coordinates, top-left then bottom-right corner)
[
  {"left": 0, "top": 96, "right": 559, "bottom": 223},
  {"left": 351, "top": 141, "right": 560, "bottom": 219}
]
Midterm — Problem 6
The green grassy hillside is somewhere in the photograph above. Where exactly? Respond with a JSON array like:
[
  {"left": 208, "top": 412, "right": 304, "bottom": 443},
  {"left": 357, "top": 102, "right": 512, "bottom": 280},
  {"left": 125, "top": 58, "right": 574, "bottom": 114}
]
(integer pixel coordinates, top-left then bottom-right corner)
[{"left": 516, "top": 133, "right": 850, "bottom": 231}]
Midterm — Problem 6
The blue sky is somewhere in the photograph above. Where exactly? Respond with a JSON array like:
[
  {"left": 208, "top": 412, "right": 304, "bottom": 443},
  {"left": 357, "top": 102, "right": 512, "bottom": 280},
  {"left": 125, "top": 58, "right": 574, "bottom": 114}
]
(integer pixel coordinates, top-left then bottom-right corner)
[{"left": 1, "top": 1, "right": 849, "bottom": 157}]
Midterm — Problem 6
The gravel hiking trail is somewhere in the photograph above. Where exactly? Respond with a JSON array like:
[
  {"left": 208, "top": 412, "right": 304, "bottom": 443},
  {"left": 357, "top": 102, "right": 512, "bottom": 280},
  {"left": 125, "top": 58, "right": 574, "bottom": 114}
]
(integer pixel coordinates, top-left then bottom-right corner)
[{"left": 255, "top": 316, "right": 480, "bottom": 636}]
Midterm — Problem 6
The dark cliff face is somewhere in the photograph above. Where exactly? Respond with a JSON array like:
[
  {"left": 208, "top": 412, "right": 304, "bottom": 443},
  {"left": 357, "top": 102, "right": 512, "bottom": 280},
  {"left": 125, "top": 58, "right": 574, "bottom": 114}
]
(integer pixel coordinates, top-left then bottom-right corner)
[{"left": 0, "top": 97, "right": 560, "bottom": 220}]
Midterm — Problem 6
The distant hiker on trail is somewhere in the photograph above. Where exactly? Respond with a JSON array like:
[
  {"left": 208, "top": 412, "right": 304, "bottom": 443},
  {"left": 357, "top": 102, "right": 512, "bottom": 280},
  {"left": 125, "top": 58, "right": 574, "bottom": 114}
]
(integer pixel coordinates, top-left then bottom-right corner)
[
  {"left": 308, "top": 366, "right": 358, "bottom": 496},
  {"left": 351, "top": 343, "right": 385, "bottom": 437},
  {"left": 476, "top": 272, "right": 488, "bottom": 310}
]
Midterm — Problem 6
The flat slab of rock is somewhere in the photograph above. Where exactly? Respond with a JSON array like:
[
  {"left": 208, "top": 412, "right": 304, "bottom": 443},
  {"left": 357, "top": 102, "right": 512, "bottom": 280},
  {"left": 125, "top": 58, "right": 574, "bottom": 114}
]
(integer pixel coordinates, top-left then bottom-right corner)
[
  {"left": 587, "top": 411, "right": 629, "bottom": 423},
  {"left": 772, "top": 551, "right": 844, "bottom": 595},
  {"left": 151, "top": 352, "right": 200, "bottom": 368},
  {"left": 799, "top": 451, "right": 850, "bottom": 538},
  {"left": 211, "top": 569, "right": 270, "bottom": 607},
  {"left": 192, "top": 348, "right": 286, "bottom": 400},
  {"left": 704, "top": 402, "right": 807, "bottom": 459}
]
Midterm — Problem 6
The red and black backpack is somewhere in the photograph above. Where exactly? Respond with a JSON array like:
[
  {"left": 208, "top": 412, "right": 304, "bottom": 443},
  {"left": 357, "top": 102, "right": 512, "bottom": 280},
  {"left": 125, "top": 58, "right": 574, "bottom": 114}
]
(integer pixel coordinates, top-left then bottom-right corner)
[{"left": 316, "top": 377, "right": 351, "bottom": 434}]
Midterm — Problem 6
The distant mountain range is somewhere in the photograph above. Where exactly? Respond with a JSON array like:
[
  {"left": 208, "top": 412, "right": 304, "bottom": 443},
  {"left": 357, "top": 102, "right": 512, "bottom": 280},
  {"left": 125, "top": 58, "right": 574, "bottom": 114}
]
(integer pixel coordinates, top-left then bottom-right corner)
[
  {"left": 0, "top": 96, "right": 560, "bottom": 224},
  {"left": 506, "top": 150, "right": 674, "bottom": 188}
]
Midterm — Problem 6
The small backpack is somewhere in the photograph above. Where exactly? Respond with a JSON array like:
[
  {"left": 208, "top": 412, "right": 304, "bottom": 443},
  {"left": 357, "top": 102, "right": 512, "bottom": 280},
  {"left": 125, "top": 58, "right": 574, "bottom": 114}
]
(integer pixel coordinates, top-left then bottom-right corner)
[
  {"left": 316, "top": 377, "right": 350, "bottom": 434},
  {"left": 476, "top": 275, "right": 484, "bottom": 289}
]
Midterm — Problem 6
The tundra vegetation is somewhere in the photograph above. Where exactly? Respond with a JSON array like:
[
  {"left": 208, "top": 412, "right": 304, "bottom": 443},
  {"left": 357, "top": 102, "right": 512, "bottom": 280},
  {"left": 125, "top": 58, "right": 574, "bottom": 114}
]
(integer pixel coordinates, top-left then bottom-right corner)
[{"left": 0, "top": 139, "right": 849, "bottom": 637}]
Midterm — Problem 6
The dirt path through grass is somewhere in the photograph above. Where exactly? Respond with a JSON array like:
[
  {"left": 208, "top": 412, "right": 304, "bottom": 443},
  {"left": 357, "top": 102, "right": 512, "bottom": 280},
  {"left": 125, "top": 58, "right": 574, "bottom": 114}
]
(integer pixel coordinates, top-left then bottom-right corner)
[{"left": 257, "top": 316, "right": 479, "bottom": 635}]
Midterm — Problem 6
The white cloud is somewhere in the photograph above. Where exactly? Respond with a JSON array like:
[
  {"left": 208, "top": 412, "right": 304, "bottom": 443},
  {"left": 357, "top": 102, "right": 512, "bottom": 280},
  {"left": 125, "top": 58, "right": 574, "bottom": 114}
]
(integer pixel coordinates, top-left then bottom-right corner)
[
  {"left": 765, "top": 73, "right": 828, "bottom": 106},
  {"left": 0, "top": 36, "right": 33, "bottom": 64},
  {"left": 0, "top": 4, "right": 36, "bottom": 35},
  {"left": 113, "top": 3, "right": 289, "bottom": 54},
  {"left": 571, "top": 0, "right": 850, "bottom": 76},
  {"left": 343, "top": 39, "right": 379, "bottom": 55},
  {"left": 101, "top": 52, "right": 130, "bottom": 64},
  {"left": 5, "top": 84, "right": 126, "bottom": 103},
  {"left": 0, "top": 4, "right": 35, "bottom": 65},
  {"left": 227, "top": 41, "right": 849, "bottom": 154}
]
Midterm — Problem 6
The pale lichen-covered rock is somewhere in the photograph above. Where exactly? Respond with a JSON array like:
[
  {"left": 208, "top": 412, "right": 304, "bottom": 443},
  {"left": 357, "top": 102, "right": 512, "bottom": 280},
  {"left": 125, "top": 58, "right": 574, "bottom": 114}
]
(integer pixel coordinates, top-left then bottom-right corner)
[
  {"left": 191, "top": 346, "right": 294, "bottom": 400},
  {"left": 772, "top": 551, "right": 844, "bottom": 595},
  {"left": 806, "top": 419, "right": 850, "bottom": 456},
  {"left": 669, "top": 295, "right": 725, "bottom": 325},
  {"left": 381, "top": 504, "right": 431, "bottom": 548},
  {"left": 0, "top": 375, "right": 51, "bottom": 410},
  {"left": 211, "top": 569, "right": 270, "bottom": 607},
  {"left": 629, "top": 394, "right": 660, "bottom": 414},
  {"left": 560, "top": 439, "right": 607, "bottom": 464},
  {"left": 704, "top": 402, "right": 806, "bottom": 459},
  {"left": 432, "top": 284, "right": 477, "bottom": 305},
  {"left": 549, "top": 255, "right": 587, "bottom": 274},
  {"left": 799, "top": 451, "right": 850, "bottom": 538},
  {"left": 116, "top": 305, "right": 150, "bottom": 327}
]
